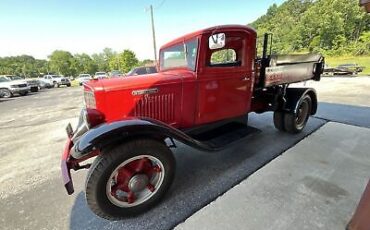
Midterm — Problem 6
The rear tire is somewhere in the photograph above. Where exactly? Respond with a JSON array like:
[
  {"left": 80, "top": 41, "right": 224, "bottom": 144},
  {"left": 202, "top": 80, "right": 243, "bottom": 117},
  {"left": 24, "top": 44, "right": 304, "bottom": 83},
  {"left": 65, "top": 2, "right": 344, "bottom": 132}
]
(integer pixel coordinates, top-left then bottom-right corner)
[
  {"left": 85, "top": 139, "right": 175, "bottom": 220},
  {"left": 273, "top": 111, "right": 285, "bottom": 131},
  {"left": 284, "top": 95, "right": 312, "bottom": 134}
]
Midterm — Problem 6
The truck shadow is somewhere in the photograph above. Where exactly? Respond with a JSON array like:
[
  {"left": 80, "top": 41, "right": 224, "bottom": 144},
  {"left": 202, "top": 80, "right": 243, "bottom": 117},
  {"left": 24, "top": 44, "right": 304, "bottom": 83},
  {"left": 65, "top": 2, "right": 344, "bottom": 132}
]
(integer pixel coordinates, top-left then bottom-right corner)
[{"left": 68, "top": 112, "right": 327, "bottom": 230}]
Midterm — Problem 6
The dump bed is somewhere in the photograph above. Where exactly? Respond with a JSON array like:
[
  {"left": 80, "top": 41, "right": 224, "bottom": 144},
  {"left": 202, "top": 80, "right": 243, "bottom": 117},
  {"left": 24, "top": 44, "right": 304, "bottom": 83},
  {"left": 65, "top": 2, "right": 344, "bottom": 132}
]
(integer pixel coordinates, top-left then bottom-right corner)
[{"left": 263, "top": 53, "right": 324, "bottom": 88}]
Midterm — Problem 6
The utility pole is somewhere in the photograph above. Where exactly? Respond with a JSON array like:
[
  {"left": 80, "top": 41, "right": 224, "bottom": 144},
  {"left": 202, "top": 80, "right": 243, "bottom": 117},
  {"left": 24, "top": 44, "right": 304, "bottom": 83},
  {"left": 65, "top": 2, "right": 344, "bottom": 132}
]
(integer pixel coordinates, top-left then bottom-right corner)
[{"left": 149, "top": 5, "right": 158, "bottom": 63}]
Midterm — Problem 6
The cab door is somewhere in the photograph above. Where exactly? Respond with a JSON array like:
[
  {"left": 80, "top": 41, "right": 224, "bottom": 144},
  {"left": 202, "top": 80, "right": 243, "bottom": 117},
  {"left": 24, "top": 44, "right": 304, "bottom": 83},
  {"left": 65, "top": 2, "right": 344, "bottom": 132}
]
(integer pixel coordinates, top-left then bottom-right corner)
[{"left": 196, "top": 31, "right": 255, "bottom": 125}]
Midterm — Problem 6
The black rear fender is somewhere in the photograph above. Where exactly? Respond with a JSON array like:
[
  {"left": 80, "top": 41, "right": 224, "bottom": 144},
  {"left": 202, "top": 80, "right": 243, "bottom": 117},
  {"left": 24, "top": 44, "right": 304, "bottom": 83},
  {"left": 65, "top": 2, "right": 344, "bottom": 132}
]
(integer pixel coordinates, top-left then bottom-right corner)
[{"left": 283, "top": 88, "right": 318, "bottom": 115}]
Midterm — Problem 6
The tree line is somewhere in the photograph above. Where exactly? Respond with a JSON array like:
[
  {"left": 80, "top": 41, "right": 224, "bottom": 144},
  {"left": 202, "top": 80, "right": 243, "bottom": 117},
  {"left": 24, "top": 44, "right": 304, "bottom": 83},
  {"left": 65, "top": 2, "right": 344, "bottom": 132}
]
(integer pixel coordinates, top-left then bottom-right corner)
[
  {"left": 0, "top": 48, "right": 153, "bottom": 78},
  {"left": 250, "top": 0, "right": 370, "bottom": 56}
]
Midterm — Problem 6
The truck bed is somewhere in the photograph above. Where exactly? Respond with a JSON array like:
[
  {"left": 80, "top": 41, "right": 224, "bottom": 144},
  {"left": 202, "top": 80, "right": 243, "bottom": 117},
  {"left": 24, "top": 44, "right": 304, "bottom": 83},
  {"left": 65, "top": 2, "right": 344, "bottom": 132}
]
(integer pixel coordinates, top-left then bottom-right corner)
[{"left": 263, "top": 53, "right": 324, "bottom": 87}]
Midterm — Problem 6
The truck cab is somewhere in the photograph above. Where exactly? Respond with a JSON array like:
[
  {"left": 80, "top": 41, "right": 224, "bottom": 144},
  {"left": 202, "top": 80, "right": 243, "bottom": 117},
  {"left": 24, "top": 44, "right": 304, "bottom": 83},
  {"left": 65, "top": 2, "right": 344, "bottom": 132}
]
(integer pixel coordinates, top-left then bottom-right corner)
[
  {"left": 84, "top": 25, "right": 257, "bottom": 129},
  {"left": 61, "top": 25, "right": 324, "bottom": 220}
]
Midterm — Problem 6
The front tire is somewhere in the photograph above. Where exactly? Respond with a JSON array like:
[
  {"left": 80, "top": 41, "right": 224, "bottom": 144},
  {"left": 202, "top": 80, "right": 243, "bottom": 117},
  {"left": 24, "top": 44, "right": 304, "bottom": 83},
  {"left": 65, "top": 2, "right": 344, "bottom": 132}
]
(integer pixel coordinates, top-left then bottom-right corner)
[
  {"left": 85, "top": 139, "right": 175, "bottom": 220},
  {"left": 0, "top": 89, "right": 12, "bottom": 98},
  {"left": 284, "top": 95, "right": 312, "bottom": 133}
]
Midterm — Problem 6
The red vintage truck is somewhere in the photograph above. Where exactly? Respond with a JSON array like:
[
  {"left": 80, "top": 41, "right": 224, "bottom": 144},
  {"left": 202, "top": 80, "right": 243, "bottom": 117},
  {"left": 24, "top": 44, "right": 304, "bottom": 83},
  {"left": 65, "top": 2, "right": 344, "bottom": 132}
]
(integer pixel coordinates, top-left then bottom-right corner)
[{"left": 61, "top": 25, "right": 324, "bottom": 220}]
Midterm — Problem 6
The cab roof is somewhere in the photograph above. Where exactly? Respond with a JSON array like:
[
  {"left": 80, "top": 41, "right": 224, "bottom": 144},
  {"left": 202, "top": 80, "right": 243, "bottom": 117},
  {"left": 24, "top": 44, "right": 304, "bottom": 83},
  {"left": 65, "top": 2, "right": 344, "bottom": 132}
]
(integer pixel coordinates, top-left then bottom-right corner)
[{"left": 160, "top": 24, "right": 257, "bottom": 50}]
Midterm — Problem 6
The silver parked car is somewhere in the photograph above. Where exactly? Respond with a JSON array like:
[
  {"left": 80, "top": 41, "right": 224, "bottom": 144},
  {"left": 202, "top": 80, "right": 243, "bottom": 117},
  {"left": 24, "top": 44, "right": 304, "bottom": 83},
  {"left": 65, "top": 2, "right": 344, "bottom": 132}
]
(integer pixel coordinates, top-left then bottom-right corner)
[
  {"left": 76, "top": 74, "right": 92, "bottom": 86},
  {"left": 40, "top": 75, "right": 71, "bottom": 88},
  {"left": 0, "top": 75, "right": 30, "bottom": 98},
  {"left": 94, "top": 72, "right": 108, "bottom": 79}
]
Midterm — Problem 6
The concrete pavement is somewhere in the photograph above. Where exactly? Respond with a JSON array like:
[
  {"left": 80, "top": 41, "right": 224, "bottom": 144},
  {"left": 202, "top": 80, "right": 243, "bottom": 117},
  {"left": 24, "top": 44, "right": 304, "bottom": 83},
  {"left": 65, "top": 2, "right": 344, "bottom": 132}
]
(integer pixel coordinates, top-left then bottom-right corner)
[{"left": 176, "top": 122, "right": 370, "bottom": 230}]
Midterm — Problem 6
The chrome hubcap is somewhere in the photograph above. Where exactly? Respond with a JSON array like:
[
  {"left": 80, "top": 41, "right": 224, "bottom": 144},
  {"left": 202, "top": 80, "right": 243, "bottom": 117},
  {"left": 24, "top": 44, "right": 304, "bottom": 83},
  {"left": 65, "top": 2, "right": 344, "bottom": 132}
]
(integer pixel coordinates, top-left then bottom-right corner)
[
  {"left": 128, "top": 174, "right": 149, "bottom": 192},
  {"left": 106, "top": 155, "right": 165, "bottom": 208}
]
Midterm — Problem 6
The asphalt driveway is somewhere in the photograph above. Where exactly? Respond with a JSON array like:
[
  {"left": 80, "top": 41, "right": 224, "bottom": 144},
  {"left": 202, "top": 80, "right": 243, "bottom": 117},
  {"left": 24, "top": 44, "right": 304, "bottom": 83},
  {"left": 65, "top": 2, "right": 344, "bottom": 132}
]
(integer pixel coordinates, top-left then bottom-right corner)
[{"left": 1, "top": 77, "right": 370, "bottom": 229}]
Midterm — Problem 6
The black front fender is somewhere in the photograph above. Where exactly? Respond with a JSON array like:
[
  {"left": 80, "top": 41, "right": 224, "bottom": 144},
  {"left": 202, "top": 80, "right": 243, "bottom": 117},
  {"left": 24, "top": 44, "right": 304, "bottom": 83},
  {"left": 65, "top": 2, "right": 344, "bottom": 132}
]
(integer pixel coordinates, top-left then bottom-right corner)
[{"left": 71, "top": 117, "right": 216, "bottom": 159}]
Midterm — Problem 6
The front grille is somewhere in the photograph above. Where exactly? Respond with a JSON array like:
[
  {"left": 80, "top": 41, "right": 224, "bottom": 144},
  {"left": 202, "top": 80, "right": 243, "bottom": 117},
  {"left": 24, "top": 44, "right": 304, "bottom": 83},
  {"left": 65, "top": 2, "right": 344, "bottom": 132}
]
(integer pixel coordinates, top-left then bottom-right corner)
[
  {"left": 133, "top": 93, "right": 175, "bottom": 122},
  {"left": 61, "top": 79, "right": 66, "bottom": 82}
]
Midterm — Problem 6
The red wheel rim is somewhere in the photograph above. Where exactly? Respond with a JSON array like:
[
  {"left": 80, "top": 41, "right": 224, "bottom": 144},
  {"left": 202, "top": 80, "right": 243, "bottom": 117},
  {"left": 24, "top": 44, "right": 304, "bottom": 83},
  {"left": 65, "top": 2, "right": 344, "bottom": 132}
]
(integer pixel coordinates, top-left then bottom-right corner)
[{"left": 106, "top": 155, "right": 165, "bottom": 207}]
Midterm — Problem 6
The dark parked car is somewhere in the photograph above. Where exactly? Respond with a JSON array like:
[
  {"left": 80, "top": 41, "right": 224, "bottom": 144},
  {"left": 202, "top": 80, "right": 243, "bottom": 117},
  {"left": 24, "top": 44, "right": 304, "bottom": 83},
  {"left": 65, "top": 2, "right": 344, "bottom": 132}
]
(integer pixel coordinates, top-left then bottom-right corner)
[
  {"left": 24, "top": 78, "right": 41, "bottom": 92},
  {"left": 126, "top": 66, "right": 157, "bottom": 76},
  {"left": 110, "top": 70, "right": 123, "bottom": 78}
]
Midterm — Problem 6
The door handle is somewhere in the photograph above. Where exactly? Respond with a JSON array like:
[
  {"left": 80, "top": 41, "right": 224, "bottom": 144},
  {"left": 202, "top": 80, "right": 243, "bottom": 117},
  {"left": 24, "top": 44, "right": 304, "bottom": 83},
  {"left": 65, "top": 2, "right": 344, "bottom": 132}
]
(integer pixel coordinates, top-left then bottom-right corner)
[{"left": 241, "top": 76, "right": 250, "bottom": 81}]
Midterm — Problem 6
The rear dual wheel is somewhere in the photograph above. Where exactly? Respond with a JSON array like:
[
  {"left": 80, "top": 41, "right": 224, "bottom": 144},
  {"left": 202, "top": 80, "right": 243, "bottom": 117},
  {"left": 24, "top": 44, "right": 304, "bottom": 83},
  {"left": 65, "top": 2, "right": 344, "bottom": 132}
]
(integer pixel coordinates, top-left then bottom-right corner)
[
  {"left": 273, "top": 95, "right": 312, "bottom": 133},
  {"left": 85, "top": 139, "right": 175, "bottom": 220}
]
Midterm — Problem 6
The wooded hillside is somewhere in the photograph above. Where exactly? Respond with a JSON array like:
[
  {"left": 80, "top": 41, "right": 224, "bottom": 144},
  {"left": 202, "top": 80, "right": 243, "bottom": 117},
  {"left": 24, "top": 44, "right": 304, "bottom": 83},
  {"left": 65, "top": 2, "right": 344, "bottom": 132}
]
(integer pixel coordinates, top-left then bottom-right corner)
[{"left": 250, "top": 0, "right": 370, "bottom": 56}]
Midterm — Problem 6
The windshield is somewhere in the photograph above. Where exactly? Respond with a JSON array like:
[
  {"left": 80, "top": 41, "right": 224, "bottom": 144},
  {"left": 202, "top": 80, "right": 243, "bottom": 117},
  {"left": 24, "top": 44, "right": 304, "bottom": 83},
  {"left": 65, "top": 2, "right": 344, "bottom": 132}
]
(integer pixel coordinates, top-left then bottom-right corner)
[
  {"left": 0, "top": 77, "right": 10, "bottom": 82},
  {"left": 10, "top": 76, "right": 22, "bottom": 80},
  {"left": 160, "top": 38, "right": 198, "bottom": 71},
  {"left": 52, "top": 75, "right": 61, "bottom": 78}
]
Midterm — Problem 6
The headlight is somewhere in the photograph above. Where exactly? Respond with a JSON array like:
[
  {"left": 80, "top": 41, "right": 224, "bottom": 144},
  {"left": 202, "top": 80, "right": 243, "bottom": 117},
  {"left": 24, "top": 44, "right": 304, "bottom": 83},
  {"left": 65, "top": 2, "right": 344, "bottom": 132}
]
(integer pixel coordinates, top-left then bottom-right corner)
[
  {"left": 71, "top": 109, "right": 89, "bottom": 142},
  {"left": 71, "top": 108, "right": 105, "bottom": 142},
  {"left": 84, "top": 90, "right": 96, "bottom": 108}
]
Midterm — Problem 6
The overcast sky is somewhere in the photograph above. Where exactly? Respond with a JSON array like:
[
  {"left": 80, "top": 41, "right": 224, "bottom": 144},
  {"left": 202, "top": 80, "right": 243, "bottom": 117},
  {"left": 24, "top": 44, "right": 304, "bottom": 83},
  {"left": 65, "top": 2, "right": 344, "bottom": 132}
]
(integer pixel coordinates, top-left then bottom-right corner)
[{"left": 0, "top": 0, "right": 284, "bottom": 60}]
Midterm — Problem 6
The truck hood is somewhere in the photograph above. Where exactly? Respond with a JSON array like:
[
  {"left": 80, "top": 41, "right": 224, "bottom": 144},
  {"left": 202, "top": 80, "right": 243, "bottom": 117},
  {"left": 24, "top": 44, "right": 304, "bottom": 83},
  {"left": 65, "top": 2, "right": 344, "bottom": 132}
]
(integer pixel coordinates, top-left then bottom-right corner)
[{"left": 85, "top": 72, "right": 187, "bottom": 92}]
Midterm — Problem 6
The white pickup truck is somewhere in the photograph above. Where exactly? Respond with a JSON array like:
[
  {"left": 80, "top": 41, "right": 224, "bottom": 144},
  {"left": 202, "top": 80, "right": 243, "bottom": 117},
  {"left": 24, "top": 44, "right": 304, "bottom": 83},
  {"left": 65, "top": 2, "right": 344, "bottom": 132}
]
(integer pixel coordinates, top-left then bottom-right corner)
[
  {"left": 0, "top": 75, "right": 30, "bottom": 98},
  {"left": 40, "top": 75, "right": 71, "bottom": 88}
]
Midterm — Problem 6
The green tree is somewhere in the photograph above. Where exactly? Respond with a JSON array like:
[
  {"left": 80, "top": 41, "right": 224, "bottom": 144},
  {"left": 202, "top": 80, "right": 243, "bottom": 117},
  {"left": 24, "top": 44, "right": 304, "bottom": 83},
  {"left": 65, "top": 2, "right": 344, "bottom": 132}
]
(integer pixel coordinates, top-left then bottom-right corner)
[
  {"left": 74, "top": 53, "right": 97, "bottom": 74},
  {"left": 91, "top": 48, "right": 116, "bottom": 72},
  {"left": 34, "top": 59, "right": 49, "bottom": 76},
  {"left": 250, "top": 0, "right": 370, "bottom": 56},
  {"left": 48, "top": 50, "right": 76, "bottom": 76},
  {"left": 0, "top": 55, "right": 46, "bottom": 78},
  {"left": 139, "top": 59, "right": 155, "bottom": 66},
  {"left": 109, "top": 49, "right": 139, "bottom": 73}
]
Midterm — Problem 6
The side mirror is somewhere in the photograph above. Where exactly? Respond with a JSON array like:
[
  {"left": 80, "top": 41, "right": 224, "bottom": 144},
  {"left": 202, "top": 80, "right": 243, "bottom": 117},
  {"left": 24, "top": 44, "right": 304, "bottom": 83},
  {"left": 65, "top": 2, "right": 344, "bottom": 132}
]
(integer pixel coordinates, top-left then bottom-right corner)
[{"left": 209, "top": 33, "right": 226, "bottom": 50}]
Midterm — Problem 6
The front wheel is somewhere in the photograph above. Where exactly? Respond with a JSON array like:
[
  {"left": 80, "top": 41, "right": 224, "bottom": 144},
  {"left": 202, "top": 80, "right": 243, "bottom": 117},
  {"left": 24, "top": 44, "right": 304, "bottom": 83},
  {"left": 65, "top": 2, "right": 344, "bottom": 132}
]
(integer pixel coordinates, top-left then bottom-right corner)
[
  {"left": 85, "top": 139, "right": 175, "bottom": 220},
  {"left": 0, "top": 89, "right": 12, "bottom": 98}
]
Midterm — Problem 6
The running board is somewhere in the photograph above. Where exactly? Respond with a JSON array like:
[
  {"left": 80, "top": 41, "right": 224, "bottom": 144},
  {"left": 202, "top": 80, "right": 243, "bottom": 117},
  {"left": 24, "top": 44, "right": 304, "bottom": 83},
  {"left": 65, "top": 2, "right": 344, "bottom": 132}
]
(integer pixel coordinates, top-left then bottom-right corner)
[{"left": 190, "top": 122, "right": 260, "bottom": 149}]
